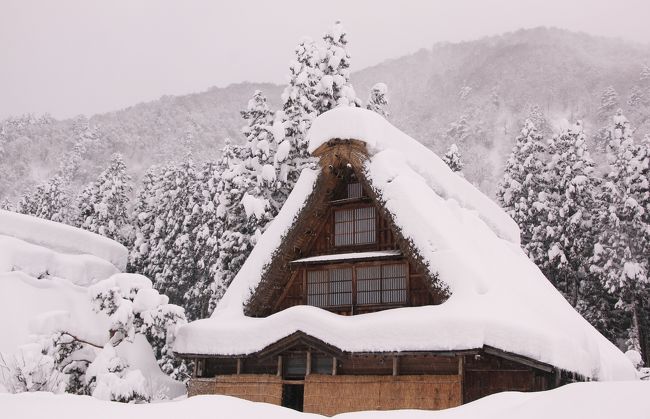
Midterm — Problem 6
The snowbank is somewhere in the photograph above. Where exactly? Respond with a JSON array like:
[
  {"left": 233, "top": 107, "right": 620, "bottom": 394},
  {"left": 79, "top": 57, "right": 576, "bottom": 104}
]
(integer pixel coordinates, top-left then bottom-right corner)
[
  {"left": 2, "top": 381, "right": 649, "bottom": 419},
  {"left": 0, "top": 271, "right": 110, "bottom": 353},
  {"left": 0, "top": 235, "right": 119, "bottom": 285},
  {"left": 0, "top": 210, "right": 127, "bottom": 270},
  {"left": 176, "top": 108, "right": 635, "bottom": 381}
]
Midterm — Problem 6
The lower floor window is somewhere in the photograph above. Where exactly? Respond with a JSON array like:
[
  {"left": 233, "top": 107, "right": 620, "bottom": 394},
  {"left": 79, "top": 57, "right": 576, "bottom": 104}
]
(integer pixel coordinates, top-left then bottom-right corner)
[
  {"left": 357, "top": 264, "right": 407, "bottom": 304},
  {"left": 307, "top": 268, "right": 352, "bottom": 307},
  {"left": 306, "top": 263, "right": 407, "bottom": 308}
]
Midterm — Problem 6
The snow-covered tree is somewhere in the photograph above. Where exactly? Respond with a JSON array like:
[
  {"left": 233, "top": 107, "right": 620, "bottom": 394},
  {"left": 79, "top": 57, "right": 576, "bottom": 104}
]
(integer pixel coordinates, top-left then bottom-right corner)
[
  {"left": 212, "top": 139, "right": 258, "bottom": 302},
  {"left": 37, "top": 274, "right": 189, "bottom": 401},
  {"left": 128, "top": 158, "right": 207, "bottom": 320},
  {"left": 443, "top": 143, "right": 463, "bottom": 173},
  {"left": 316, "top": 21, "right": 359, "bottom": 113},
  {"left": 277, "top": 38, "right": 321, "bottom": 189},
  {"left": 591, "top": 111, "right": 650, "bottom": 360},
  {"left": 366, "top": 82, "right": 389, "bottom": 118},
  {"left": 598, "top": 86, "right": 619, "bottom": 121},
  {"left": 0, "top": 350, "right": 65, "bottom": 394},
  {"left": 496, "top": 119, "right": 546, "bottom": 246},
  {"left": 537, "top": 122, "right": 599, "bottom": 304},
  {"left": 76, "top": 154, "right": 132, "bottom": 243},
  {"left": 17, "top": 175, "right": 71, "bottom": 223},
  {"left": 240, "top": 90, "right": 282, "bottom": 216}
]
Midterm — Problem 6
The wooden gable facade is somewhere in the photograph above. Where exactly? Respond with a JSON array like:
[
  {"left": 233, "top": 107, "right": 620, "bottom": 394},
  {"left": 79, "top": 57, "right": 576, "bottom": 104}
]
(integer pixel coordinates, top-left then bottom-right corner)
[
  {"left": 183, "top": 139, "right": 572, "bottom": 415},
  {"left": 245, "top": 139, "right": 448, "bottom": 318}
]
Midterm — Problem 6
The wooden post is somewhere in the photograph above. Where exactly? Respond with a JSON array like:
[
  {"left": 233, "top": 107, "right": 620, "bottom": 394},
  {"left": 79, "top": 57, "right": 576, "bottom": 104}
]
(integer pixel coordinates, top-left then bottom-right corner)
[
  {"left": 277, "top": 355, "right": 283, "bottom": 377},
  {"left": 306, "top": 350, "right": 312, "bottom": 376},
  {"left": 332, "top": 357, "right": 337, "bottom": 375},
  {"left": 236, "top": 358, "right": 242, "bottom": 375},
  {"left": 458, "top": 355, "right": 464, "bottom": 404},
  {"left": 392, "top": 356, "right": 398, "bottom": 376},
  {"left": 192, "top": 358, "right": 198, "bottom": 378}
]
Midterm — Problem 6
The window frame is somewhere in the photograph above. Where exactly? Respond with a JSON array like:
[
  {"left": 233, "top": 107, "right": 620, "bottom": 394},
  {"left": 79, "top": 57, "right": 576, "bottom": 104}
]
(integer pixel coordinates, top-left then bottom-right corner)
[
  {"left": 333, "top": 205, "right": 378, "bottom": 248},
  {"left": 304, "top": 261, "right": 409, "bottom": 311}
]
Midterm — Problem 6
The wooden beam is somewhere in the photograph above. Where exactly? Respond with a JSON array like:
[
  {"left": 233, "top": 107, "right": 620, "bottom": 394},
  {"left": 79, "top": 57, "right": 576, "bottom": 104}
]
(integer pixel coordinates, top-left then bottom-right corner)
[
  {"left": 236, "top": 358, "right": 242, "bottom": 375},
  {"left": 484, "top": 346, "right": 554, "bottom": 373},
  {"left": 306, "top": 350, "right": 312, "bottom": 376},
  {"left": 458, "top": 355, "right": 464, "bottom": 405},
  {"left": 272, "top": 269, "right": 300, "bottom": 312},
  {"left": 332, "top": 357, "right": 337, "bottom": 376},
  {"left": 392, "top": 356, "right": 399, "bottom": 376},
  {"left": 277, "top": 355, "right": 283, "bottom": 377}
]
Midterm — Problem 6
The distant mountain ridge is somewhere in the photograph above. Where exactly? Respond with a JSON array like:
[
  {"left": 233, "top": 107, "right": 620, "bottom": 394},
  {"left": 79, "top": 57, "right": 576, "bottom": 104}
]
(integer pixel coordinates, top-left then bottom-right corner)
[{"left": 1, "top": 27, "right": 649, "bottom": 200}]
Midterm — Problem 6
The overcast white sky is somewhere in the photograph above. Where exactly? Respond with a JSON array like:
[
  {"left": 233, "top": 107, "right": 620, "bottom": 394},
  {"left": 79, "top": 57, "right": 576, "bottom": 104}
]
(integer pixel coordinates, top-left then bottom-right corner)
[{"left": 1, "top": 0, "right": 649, "bottom": 119}]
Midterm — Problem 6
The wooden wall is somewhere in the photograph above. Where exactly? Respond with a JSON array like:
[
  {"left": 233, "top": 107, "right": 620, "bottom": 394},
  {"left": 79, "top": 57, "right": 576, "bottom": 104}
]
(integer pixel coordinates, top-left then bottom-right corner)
[
  {"left": 188, "top": 374, "right": 283, "bottom": 405},
  {"left": 303, "top": 374, "right": 462, "bottom": 415},
  {"left": 462, "top": 353, "right": 551, "bottom": 403}
]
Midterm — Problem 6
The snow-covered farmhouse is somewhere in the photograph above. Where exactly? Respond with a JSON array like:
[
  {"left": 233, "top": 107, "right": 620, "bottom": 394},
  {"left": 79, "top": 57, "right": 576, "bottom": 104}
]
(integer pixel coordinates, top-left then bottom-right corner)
[{"left": 174, "top": 108, "right": 635, "bottom": 415}]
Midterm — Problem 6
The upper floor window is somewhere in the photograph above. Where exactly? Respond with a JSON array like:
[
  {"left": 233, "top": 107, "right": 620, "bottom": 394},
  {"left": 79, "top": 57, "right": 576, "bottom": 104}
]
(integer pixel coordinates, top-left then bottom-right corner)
[{"left": 334, "top": 206, "right": 376, "bottom": 246}]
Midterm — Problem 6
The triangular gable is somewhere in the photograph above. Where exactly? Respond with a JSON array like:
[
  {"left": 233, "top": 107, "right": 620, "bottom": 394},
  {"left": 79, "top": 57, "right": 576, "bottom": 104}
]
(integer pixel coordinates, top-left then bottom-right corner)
[{"left": 244, "top": 139, "right": 449, "bottom": 317}]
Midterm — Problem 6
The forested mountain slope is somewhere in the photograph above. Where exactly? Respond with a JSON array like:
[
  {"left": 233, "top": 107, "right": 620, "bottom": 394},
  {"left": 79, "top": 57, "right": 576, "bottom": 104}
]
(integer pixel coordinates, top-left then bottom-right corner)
[{"left": 1, "top": 27, "right": 649, "bottom": 199}]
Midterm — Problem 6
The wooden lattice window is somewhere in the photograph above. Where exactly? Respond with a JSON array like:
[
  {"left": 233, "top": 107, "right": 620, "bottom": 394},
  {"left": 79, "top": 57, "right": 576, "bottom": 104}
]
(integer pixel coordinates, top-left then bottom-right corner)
[
  {"left": 357, "top": 264, "right": 407, "bottom": 305},
  {"left": 347, "top": 182, "right": 363, "bottom": 199},
  {"left": 306, "top": 268, "right": 352, "bottom": 307},
  {"left": 334, "top": 206, "right": 376, "bottom": 246}
]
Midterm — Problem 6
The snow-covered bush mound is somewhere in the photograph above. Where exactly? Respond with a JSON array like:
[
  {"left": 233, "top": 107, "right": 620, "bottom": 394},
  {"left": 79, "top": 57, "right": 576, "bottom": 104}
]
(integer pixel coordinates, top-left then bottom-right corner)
[
  {"left": 0, "top": 213, "right": 186, "bottom": 400},
  {"left": 0, "top": 210, "right": 127, "bottom": 270},
  {"left": 2, "top": 381, "right": 649, "bottom": 419}
]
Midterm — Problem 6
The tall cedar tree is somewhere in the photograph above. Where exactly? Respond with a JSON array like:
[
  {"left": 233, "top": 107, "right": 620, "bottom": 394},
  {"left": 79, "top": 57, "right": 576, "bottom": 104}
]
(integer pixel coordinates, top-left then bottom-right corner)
[
  {"left": 591, "top": 111, "right": 650, "bottom": 361},
  {"left": 496, "top": 119, "right": 546, "bottom": 247},
  {"left": 366, "top": 82, "right": 389, "bottom": 118},
  {"left": 442, "top": 143, "right": 463, "bottom": 173},
  {"left": 76, "top": 153, "right": 132, "bottom": 244}
]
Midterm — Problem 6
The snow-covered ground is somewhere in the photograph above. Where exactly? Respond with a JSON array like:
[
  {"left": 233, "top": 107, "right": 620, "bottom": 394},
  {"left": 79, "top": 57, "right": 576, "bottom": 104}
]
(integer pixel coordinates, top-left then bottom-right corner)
[{"left": 2, "top": 381, "right": 648, "bottom": 419}]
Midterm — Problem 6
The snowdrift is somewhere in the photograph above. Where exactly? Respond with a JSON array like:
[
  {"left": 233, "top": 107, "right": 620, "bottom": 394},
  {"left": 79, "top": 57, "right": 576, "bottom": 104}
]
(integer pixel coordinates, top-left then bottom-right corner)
[
  {"left": 0, "top": 211, "right": 184, "bottom": 398},
  {"left": 2, "top": 381, "right": 649, "bottom": 419},
  {"left": 176, "top": 108, "right": 636, "bottom": 381},
  {"left": 0, "top": 210, "right": 127, "bottom": 270}
]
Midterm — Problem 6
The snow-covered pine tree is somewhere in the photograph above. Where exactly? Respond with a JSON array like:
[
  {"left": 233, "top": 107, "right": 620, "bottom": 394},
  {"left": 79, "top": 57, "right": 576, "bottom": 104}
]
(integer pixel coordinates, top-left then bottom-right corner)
[
  {"left": 16, "top": 175, "right": 71, "bottom": 223},
  {"left": 526, "top": 104, "right": 550, "bottom": 136},
  {"left": 0, "top": 198, "right": 13, "bottom": 211},
  {"left": 496, "top": 119, "right": 546, "bottom": 247},
  {"left": 75, "top": 154, "right": 132, "bottom": 244},
  {"left": 641, "top": 63, "right": 650, "bottom": 83},
  {"left": 366, "top": 82, "right": 389, "bottom": 118},
  {"left": 316, "top": 21, "right": 360, "bottom": 114},
  {"left": 192, "top": 161, "right": 224, "bottom": 315},
  {"left": 598, "top": 86, "right": 620, "bottom": 121},
  {"left": 240, "top": 90, "right": 282, "bottom": 217},
  {"left": 213, "top": 139, "right": 259, "bottom": 303},
  {"left": 128, "top": 166, "right": 164, "bottom": 276},
  {"left": 276, "top": 38, "right": 320, "bottom": 201},
  {"left": 129, "top": 157, "right": 205, "bottom": 320},
  {"left": 442, "top": 143, "right": 463, "bottom": 173},
  {"left": 536, "top": 121, "right": 601, "bottom": 308},
  {"left": 591, "top": 111, "right": 650, "bottom": 361}
]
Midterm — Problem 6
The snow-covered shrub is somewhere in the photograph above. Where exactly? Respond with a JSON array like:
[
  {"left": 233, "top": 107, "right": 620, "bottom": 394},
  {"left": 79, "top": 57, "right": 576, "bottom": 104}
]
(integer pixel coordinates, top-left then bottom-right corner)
[
  {"left": 85, "top": 344, "right": 149, "bottom": 403},
  {"left": 0, "top": 348, "right": 66, "bottom": 394},
  {"left": 35, "top": 273, "right": 189, "bottom": 402}
]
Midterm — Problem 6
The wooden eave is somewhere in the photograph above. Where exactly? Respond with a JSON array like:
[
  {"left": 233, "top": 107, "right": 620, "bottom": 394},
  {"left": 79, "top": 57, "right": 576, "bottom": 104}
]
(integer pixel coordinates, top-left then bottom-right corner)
[{"left": 175, "top": 332, "right": 555, "bottom": 373}]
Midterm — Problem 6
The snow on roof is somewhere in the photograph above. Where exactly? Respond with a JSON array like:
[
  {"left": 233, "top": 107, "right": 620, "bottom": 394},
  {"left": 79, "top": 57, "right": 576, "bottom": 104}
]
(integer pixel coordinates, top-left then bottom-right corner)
[
  {"left": 174, "top": 108, "right": 636, "bottom": 380},
  {"left": 291, "top": 250, "right": 401, "bottom": 264},
  {"left": 0, "top": 210, "right": 128, "bottom": 270}
]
